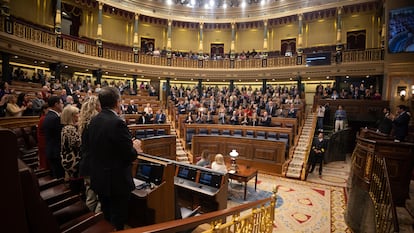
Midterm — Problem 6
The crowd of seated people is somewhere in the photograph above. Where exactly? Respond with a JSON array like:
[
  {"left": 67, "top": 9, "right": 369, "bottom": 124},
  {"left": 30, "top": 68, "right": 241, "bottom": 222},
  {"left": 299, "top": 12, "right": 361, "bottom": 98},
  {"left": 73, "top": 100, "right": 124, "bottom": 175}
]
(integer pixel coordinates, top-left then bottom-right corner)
[
  {"left": 316, "top": 82, "right": 382, "bottom": 100},
  {"left": 171, "top": 83, "right": 302, "bottom": 127},
  {"left": 145, "top": 48, "right": 271, "bottom": 60}
]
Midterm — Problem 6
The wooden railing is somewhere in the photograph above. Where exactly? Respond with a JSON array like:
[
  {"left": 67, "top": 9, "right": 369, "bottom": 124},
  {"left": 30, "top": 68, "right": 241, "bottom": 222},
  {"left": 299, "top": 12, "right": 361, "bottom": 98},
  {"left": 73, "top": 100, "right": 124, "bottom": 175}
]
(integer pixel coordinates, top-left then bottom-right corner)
[
  {"left": 1, "top": 16, "right": 384, "bottom": 69},
  {"left": 369, "top": 155, "right": 399, "bottom": 233},
  {"left": 118, "top": 187, "right": 277, "bottom": 233}
]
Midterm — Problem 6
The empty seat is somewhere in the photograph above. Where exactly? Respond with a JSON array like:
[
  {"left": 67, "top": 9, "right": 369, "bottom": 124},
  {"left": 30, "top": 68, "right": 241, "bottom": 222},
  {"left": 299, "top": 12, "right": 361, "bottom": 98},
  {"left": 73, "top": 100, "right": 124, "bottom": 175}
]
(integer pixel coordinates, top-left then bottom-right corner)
[
  {"left": 246, "top": 130, "right": 254, "bottom": 138},
  {"left": 146, "top": 129, "right": 155, "bottom": 137},
  {"left": 18, "top": 159, "right": 113, "bottom": 233},
  {"left": 256, "top": 131, "right": 266, "bottom": 139},
  {"left": 233, "top": 129, "right": 242, "bottom": 137},
  {"left": 221, "top": 129, "right": 230, "bottom": 136},
  {"left": 210, "top": 129, "right": 219, "bottom": 135},
  {"left": 199, "top": 128, "right": 208, "bottom": 135},
  {"left": 156, "top": 129, "right": 166, "bottom": 135},
  {"left": 267, "top": 132, "right": 280, "bottom": 141},
  {"left": 135, "top": 130, "right": 146, "bottom": 139},
  {"left": 186, "top": 128, "right": 196, "bottom": 149}
]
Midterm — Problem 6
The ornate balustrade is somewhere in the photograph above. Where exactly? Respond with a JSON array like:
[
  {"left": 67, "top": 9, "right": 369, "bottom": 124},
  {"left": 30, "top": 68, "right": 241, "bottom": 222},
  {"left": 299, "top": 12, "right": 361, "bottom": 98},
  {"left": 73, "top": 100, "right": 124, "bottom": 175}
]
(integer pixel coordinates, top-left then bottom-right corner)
[{"left": 0, "top": 17, "right": 384, "bottom": 79}]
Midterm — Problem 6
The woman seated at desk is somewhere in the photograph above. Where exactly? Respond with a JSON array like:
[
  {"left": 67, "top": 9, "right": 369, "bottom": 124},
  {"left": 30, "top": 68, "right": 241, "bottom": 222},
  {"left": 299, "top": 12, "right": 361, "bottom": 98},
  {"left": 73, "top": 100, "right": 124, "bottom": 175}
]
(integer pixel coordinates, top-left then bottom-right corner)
[{"left": 211, "top": 154, "right": 227, "bottom": 173}]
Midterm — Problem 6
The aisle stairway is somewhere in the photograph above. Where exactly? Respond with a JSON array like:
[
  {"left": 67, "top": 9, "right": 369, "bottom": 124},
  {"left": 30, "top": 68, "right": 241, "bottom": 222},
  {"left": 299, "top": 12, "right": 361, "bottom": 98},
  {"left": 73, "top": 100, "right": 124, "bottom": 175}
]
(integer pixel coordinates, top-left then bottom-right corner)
[
  {"left": 284, "top": 112, "right": 316, "bottom": 179},
  {"left": 167, "top": 119, "right": 190, "bottom": 164}
]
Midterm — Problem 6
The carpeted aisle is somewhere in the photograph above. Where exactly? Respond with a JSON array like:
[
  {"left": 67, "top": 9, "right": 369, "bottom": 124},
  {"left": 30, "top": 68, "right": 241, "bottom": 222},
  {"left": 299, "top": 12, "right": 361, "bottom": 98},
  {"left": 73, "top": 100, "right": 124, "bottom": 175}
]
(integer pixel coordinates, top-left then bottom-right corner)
[{"left": 227, "top": 174, "right": 351, "bottom": 233}]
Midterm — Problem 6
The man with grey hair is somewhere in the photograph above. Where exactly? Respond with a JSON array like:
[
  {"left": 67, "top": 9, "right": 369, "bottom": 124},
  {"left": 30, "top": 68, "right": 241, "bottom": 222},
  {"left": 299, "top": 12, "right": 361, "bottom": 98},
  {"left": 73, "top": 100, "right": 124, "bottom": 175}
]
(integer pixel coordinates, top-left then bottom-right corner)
[{"left": 87, "top": 87, "right": 141, "bottom": 230}]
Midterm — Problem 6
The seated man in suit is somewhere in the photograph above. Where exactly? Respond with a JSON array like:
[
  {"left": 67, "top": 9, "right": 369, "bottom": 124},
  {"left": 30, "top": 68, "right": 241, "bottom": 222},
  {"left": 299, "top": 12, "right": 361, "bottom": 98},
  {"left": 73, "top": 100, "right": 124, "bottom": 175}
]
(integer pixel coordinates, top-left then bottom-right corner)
[
  {"left": 259, "top": 111, "right": 271, "bottom": 126},
  {"left": 287, "top": 104, "right": 297, "bottom": 118},
  {"left": 308, "top": 132, "right": 327, "bottom": 176},
  {"left": 154, "top": 109, "right": 166, "bottom": 124},
  {"left": 127, "top": 100, "right": 138, "bottom": 114},
  {"left": 137, "top": 112, "right": 150, "bottom": 124}
]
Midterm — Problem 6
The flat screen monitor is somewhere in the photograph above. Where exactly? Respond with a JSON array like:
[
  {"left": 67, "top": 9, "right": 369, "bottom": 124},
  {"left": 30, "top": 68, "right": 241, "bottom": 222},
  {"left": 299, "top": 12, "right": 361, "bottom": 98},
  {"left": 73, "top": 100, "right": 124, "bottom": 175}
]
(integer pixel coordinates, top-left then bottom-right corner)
[
  {"left": 305, "top": 52, "right": 331, "bottom": 66},
  {"left": 135, "top": 162, "right": 164, "bottom": 185},
  {"left": 198, "top": 171, "right": 222, "bottom": 188},
  {"left": 177, "top": 166, "right": 197, "bottom": 181},
  {"left": 388, "top": 7, "right": 414, "bottom": 53}
]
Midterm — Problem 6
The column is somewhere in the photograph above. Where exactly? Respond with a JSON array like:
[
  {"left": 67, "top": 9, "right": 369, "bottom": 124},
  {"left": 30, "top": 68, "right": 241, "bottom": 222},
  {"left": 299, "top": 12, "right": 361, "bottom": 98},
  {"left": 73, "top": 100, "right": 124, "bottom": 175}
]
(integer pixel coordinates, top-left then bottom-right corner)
[
  {"left": 297, "top": 76, "right": 302, "bottom": 96},
  {"left": 132, "top": 75, "right": 137, "bottom": 93},
  {"left": 198, "top": 79, "right": 203, "bottom": 99},
  {"left": 55, "top": 0, "right": 63, "bottom": 48},
  {"left": 96, "top": 2, "right": 103, "bottom": 57},
  {"left": 133, "top": 13, "right": 139, "bottom": 63},
  {"left": 166, "top": 19, "right": 172, "bottom": 66},
  {"left": 230, "top": 22, "right": 236, "bottom": 68},
  {"left": 262, "top": 79, "right": 267, "bottom": 95},
  {"left": 296, "top": 14, "right": 304, "bottom": 64},
  {"left": 198, "top": 22, "right": 204, "bottom": 68},
  {"left": 262, "top": 19, "right": 268, "bottom": 67},
  {"left": 229, "top": 80, "right": 234, "bottom": 93},
  {"left": 1, "top": 52, "right": 11, "bottom": 83},
  {"left": 335, "top": 7, "right": 343, "bottom": 64},
  {"left": 1, "top": 0, "right": 13, "bottom": 34},
  {"left": 93, "top": 69, "right": 102, "bottom": 85},
  {"left": 380, "top": 1, "right": 386, "bottom": 59},
  {"left": 166, "top": 78, "right": 171, "bottom": 101}
]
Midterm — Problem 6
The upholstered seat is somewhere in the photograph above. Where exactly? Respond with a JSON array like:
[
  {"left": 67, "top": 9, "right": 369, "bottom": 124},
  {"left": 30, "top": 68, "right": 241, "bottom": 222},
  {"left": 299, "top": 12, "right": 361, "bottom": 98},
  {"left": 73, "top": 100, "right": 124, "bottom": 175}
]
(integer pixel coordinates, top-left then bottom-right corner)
[{"left": 18, "top": 159, "right": 114, "bottom": 233}]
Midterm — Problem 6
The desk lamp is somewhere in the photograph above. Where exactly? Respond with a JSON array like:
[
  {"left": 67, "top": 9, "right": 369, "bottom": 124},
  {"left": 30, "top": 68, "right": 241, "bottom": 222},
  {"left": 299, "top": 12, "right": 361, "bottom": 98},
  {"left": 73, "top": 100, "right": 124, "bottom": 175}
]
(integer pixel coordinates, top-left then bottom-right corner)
[{"left": 229, "top": 149, "right": 239, "bottom": 173}]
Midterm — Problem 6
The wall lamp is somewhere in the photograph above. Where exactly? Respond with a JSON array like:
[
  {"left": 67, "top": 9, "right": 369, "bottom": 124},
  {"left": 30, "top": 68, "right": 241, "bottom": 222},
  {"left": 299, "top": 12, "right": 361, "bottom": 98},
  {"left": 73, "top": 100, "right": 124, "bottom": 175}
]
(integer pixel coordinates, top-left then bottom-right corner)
[{"left": 398, "top": 86, "right": 407, "bottom": 101}]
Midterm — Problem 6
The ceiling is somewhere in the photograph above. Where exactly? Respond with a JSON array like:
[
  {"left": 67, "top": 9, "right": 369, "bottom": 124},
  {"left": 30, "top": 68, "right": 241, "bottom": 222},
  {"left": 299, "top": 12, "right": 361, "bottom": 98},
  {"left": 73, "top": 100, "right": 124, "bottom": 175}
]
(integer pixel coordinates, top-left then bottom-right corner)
[{"left": 99, "top": 0, "right": 377, "bottom": 23}]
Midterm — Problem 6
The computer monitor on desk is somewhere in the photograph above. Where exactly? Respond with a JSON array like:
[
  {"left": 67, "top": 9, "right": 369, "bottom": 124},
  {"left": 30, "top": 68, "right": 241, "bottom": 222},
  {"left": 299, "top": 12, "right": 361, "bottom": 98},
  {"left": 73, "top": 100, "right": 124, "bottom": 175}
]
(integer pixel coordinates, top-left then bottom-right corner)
[
  {"left": 135, "top": 162, "right": 164, "bottom": 185},
  {"left": 177, "top": 166, "right": 197, "bottom": 182},
  {"left": 199, "top": 171, "right": 222, "bottom": 188}
]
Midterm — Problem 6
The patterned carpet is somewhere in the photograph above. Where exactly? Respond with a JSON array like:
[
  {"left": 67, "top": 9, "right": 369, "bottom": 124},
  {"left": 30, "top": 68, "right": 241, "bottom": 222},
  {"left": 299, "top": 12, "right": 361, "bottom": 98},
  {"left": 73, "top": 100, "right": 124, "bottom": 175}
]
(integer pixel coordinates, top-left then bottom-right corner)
[{"left": 227, "top": 174, "right": 351, "bottom": 233}]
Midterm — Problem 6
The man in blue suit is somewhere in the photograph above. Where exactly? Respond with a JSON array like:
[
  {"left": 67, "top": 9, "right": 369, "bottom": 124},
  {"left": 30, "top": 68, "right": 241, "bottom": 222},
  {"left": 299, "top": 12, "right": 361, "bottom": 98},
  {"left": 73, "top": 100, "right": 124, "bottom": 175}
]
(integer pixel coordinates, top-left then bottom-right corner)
[
  {"left": 87, "top": 87, "right": 141, "bottom": 230},
  {"left": 42, "top": 96, "right": 64, "bottom": 178}
]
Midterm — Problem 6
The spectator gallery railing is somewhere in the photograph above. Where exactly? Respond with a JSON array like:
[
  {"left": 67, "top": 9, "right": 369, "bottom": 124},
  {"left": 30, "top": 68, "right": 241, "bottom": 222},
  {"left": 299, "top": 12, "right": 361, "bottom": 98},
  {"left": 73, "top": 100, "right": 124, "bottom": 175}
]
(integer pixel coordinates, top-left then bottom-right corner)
[{"left": 1, "top": 16, "right": 384, "bottom": 70}]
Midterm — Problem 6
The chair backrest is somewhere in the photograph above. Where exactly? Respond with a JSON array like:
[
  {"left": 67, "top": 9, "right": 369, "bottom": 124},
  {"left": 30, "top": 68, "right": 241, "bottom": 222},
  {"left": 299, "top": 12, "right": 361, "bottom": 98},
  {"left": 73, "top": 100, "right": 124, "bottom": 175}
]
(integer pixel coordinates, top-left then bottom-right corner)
[
  {"left": 256, "top": 131, "right": 266, "bottom": 139},
  {"left": 246, "top": 130, "right": 254, "bottom": 138},
  {"left": 233, "top": 129, "right": 242, "bottom": 137},
  {"left": 136, "top": 130, "right": 146, "bottom": 139},
  {"left": 210, "top": 129, "right": 219, "bottom": 135},
  {"left": 156, "top": 129, "right": 166, "bottom": 136},
  {"left": 146, "top": 129, "right": 155, "bottom": 137},
  {"left": 221, "top": 129, "right": 230, "bottom": 136},
  {"left": 199, "top": 128, "right": 208, "bottom": 135}
]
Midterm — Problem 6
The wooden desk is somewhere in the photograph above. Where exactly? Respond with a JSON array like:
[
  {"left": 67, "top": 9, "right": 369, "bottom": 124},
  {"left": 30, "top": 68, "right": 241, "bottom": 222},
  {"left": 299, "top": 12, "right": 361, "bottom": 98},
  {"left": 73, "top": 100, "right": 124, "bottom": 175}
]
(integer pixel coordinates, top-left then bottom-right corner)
[{"left": 228, "top": 165, "right": 258, "bottom": 200}]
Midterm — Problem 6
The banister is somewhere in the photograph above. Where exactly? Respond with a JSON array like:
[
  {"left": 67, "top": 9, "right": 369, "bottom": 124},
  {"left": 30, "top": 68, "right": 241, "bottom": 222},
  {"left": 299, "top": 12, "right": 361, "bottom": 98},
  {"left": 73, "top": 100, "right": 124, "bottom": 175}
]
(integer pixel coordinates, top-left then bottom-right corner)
[{"left": 118, "top": 193, "right": 276, "bottom": 233}]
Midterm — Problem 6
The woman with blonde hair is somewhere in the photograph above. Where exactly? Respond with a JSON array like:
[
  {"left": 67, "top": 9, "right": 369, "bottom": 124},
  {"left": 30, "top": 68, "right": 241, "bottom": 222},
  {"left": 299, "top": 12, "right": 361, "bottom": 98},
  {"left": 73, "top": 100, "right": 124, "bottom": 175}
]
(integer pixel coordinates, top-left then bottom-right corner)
[
  {"left": 212, "top": 154, "right": 227, "bottom": 173},
  {"left": 60, "top": 105, "right": 82, "bottom": 193},
  {"left": 5, "top": 94, "right": 26, "bottom": 117},
  {"left": 78, "top": 95, "right": 101, "bottom": 212}
]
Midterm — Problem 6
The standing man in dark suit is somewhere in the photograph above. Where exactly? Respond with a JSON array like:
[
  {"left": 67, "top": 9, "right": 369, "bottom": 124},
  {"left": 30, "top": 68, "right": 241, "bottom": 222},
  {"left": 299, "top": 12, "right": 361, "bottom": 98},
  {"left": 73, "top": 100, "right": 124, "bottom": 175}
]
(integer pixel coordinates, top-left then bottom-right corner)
[
  {"left": 392, "top": 105, "right": 411, "bottom": 142},
  {"left": 87, "top": 87, "right": 141, "bottom": 230},
  {"left": 42, "top": 96, "right": 64, "bottom": 178}
]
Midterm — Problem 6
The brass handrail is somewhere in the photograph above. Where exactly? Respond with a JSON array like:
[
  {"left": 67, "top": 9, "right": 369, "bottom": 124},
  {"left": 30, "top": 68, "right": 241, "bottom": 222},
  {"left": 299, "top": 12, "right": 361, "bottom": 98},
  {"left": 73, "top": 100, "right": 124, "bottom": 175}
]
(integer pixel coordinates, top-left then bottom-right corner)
[
  {"left": 369, "top": 156, "right": 399, "bottom": 233},
  {"left": 118, "top": 187, "right": 277, "bottom": 233}
]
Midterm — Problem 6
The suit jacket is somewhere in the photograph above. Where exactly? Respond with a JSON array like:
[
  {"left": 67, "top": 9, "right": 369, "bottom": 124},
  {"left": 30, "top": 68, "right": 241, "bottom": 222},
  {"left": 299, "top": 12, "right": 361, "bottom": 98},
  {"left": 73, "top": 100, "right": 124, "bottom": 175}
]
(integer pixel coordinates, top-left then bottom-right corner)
[
  {"left": 155, "top": 113, "right": 166, "bottom": 124},
  {"left": 127, "top": 104, "right": 138, "bottom": 114},
  {"left": 393, "top": 111, "right": 410, "bottom": 141},
  {"left": 137, "top": 115, "right": 150, "bottom": 124},
  {"left": 88, "top": 109, "right": 137, "bottom": 196},
  {"left": 42, "top": 110, "right": 62, "bottom": 160}
]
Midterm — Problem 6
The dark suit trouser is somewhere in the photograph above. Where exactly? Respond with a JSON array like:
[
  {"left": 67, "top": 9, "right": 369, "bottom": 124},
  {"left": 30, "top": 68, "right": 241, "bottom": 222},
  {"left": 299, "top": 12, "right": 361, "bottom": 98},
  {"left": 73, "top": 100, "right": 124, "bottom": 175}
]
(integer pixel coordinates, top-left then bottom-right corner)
[
  {"left": 99, "top": 193, "right": 131, "bottom": 230},
  {"left": 308, "top": 152, "right": 324, "bottom": 174},
  {"left": 48, "top": 157, "right": 65, "bottom": 178}
]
